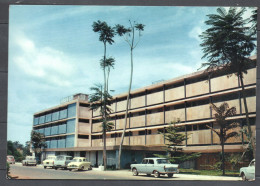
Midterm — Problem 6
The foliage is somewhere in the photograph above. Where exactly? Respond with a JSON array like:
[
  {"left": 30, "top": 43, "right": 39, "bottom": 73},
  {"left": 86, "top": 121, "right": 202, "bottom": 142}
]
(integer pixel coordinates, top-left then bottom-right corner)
[
  {"left": 31, "top": 130, "right": 46, "bottom": 163},
  {"left": 7, "top": 140, "right": 30, "bottom": 162},
  {"left": 115, "top": 20, "right": 145, "bottom": 169},
  {"left": 199, "top": 7, "right": 256, "bottom": 159},
  {"left": 200, "top": 7, "right": 256, "bottom": 77},
  {"left": 206, "top": 102, "right": 239, "bottom": 175},
  {"left": 227, "top": 153, "right": 242, "bottom": 171},
  {"left": 155, "top": 120, "right": 201, "bottom": 164}
]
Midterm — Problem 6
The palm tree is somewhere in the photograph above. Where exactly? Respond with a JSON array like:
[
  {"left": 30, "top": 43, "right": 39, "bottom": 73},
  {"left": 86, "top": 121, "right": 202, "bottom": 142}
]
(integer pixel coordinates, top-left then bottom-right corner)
[
  {"left": 115, "top": 21, "right": 145, "bottom": 169},
  {"left": 206, "top": 102, "right": 239, "bottom": 175},
  {"left": 92, "top": 21, "right": 115, "bottom": 170},
  {"left": 199, "top": 7, "right": 256, "bottom": 158}
]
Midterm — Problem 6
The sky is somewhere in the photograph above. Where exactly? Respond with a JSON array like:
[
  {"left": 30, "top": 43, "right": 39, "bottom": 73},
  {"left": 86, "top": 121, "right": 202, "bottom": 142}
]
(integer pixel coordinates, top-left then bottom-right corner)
[{"left": 7, "top": 5, "right": 255, "bottom": 145}]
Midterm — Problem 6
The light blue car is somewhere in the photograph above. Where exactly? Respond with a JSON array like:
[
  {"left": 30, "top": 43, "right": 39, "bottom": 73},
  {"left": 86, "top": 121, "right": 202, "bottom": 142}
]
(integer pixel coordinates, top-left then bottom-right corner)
[
  {"left": 240, "top": 159, "right": 255, "bottom": 181},
  {"left": 130, "top": 157, "right": 179, "bottom": 178}
]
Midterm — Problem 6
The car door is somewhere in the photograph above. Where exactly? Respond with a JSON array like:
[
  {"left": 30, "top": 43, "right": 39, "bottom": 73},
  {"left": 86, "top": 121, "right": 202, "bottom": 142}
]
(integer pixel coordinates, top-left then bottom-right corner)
[
  {"left": 138, "top": 159, "right": 147, "bottom": 173},
  {"left": 247, "top": 160, "right": 255, "bottom": 180},
  {"left": 145, "top": 159, "right": 155, "bottom": 174}
]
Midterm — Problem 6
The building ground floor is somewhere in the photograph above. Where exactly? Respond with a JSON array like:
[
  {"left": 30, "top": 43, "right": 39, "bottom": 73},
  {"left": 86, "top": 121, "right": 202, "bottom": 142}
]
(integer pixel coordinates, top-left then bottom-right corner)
[{"left": 42, "top": 144, "right": 251, "bottom": 170}]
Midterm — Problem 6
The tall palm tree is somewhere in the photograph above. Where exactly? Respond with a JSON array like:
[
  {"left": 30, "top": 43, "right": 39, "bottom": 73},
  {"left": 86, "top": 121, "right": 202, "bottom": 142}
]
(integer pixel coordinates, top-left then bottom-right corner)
[
  {"left": 207, "top": 102, "right": 239, "bottom": 175},
  {"left": 199, "top": 7, "right": 256, "bottom": 158},
  {"left": 115, "top": 21, "right": 145, "bottom": 169},
  {"left": 92, "top": 21, "right": 115, "bottom": 170}
]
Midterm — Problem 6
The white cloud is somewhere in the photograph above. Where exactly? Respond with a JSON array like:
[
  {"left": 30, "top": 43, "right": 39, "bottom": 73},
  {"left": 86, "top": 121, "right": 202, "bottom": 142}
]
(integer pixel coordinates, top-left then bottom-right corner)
[{"left": 12, "top": 33, "right": 75, "bottom": 87}]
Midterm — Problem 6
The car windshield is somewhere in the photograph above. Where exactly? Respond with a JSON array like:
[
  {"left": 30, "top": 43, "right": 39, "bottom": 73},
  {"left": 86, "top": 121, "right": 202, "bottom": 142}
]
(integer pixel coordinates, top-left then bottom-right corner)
[
  {"left": 7, "top": 156, "right": 14, "bottom": 160},
  {"left": 157, "top": 159, "right": 170, "bottom": 164},
  {"left": 57, "top": 156, "right": 65, "bottom": 160},
  {"left": 47, "top": 157, "right": 55, "bottom": 160},
  {"left": 72, "top": 159, "right": 79, "bottom": 162}
]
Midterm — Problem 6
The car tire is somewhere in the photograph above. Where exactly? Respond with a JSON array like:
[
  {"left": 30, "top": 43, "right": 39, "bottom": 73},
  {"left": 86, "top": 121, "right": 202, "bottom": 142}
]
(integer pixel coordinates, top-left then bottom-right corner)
[
  {"left": 168, "top": 173, "right": 173, "bottom": 178},
  {"left": 147, "top": 174, "right": 151, "bottom": 177},
  {"left": 55, "top": 167, "right": 58, "bottom": 170},
  {"left": 44, "top": 166, "right": 47, "bottom": 169},
  {"left": 64, "top": 167, "right": 67, "bottom": 170},
  {"left": 69, "top": 169, "right": 72, "bottom": 171},
  {"left": 153, "top": 171, "right": 160, "bottom": 178},
  {"left": 132, "top": 168, "right": 138, "bottom": 176},
  {"left": 241, "top": 173, "right": 247, "bottom": 181}
]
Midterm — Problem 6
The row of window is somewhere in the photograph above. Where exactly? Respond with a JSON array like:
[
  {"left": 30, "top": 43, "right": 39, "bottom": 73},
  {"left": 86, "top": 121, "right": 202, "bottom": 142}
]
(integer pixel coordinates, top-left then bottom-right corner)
[
  {"left": 110, "top": 68, "right": 255, "bottom": 104},
  {"left": 45, "top": 135, "right": 74, "bottom": 149},
  {"left": 34, "top": 103, "right": 76, "bottom": 125},
  {"left": 34, "top": 119, "right": 75, "bottom": 136},
  {"left": 94, "top": 89, "right": 255, "bottom": 118}
]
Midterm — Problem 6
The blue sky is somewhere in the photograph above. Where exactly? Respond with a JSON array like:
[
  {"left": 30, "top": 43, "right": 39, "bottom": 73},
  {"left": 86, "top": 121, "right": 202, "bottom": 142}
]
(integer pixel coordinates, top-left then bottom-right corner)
[{"left": 7, "top": 6, "right": 255, "bottom": 145}]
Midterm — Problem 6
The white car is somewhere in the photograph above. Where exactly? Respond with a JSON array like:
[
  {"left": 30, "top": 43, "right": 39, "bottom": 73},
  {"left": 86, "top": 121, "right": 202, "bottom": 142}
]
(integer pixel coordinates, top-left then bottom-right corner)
[
  {"left": 43, "top": 156, "right": 56, "bottom": 169},
  {"left": 240, "top": 159, "right": 255, "bottom": 181},
  {"left": 67, "top": 157, "right": 91, "bottom": 171}
]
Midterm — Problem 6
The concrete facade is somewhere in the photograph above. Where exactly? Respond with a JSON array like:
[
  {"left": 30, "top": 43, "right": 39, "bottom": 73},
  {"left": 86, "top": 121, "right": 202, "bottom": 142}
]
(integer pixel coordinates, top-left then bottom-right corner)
[{"left": 32, "top": 65, "right": 257, "bottom": 169}]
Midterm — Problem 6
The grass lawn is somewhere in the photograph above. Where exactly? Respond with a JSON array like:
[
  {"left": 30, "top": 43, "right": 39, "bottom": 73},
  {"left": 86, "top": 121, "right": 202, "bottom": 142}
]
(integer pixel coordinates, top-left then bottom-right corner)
[{"left": 179, "top": 168, "right": 240, "bottom": 177}]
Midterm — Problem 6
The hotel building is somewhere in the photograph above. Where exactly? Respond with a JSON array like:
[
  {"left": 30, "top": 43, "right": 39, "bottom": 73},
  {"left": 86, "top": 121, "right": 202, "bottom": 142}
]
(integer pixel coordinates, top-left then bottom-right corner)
[{"left": 32, "top": 61, "right": 256, "bottom": 169}]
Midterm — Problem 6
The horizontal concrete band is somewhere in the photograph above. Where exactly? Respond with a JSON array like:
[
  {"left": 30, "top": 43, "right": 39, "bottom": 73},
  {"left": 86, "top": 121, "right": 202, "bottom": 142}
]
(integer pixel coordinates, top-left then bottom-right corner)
[{"left": 44, "top": 144, "right": 246, "bottom": 153}]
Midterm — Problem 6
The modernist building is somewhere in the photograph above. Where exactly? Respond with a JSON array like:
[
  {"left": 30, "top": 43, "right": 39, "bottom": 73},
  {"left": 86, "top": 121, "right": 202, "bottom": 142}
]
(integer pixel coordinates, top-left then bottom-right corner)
[{"left": 33, "top": 62, "right": 256, "bottom": 169}]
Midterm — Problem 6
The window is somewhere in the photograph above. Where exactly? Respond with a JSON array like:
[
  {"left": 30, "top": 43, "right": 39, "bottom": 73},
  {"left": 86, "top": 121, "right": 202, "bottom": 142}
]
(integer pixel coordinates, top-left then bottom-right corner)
[
  {"left": 79, "top": 119, "right": 89, "bottom": 123},
  {"left": 186, "top": 125, "right": 192, "bottom": 131},
  {"left": 138, "top": 131, "right": 145, "bottom": 135},
  {"left": 142, "top": 159, "right": 148, "bottom": 164},
  {"left": 78, "top": 135, "right": 89, "bottom": 139},
  {"left": 148, "top": 160, "right": 154, "bottom": 164}
]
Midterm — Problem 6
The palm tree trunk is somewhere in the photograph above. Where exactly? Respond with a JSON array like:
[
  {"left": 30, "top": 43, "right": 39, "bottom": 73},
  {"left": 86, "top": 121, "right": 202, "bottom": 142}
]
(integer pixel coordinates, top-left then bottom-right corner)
[
  {"left": 221, "top": 138, "right": 225, "bottom": 176},
  {"left": 239, "top": 73, "right": 255, "bottom": 158},
  {"left": 103, "top": 42, "right": 107, "bottom": 170},
  {"left": 103, "top": 129, "right": 107, "bottom": 170},
  {"left": 118, "top": 48, "right": 133, "bottom": 169}
]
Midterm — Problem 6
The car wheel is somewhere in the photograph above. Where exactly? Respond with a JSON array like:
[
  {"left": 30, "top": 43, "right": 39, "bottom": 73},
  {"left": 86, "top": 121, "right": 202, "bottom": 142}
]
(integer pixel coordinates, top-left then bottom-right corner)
[
  {"left": 168, "top": 173, "right": 173, "bottom": 178},
  {"left": 69, "top": 169, "right": 72, "bottom": 171},
  {"left": 153, "top": 171, "right": 160, "bottom": 178},
  {"left": 147, "top": 174, "right": 151, "bottom": 177},
  {"left": 241, "top": 173, "right": 247, "bottom": 181},
  {"left": 55, "top": 167, "right": 58, "bottom": 170},
  {"left": 132, "top": 168, "right": 138, "bottom": 176},
  {"left": 88, "top": 166, "right": 92, "bottom": 170},
  {"left": 44, "top": 166, "right": 47, "bottom": 169}
]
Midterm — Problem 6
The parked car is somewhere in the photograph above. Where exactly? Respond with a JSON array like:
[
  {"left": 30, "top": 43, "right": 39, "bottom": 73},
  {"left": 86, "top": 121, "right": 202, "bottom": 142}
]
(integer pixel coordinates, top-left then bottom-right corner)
[
  {"left": 54, "top": 155, "right": 73, "bottom": 170},
  {"left": 6, "top": 155, "right": 15, "bottom": 164},
  {"left": 67, "top": 157, "right": 91, "bottom": 171},
  {"left": 43, "top": 155, "right": 56, "bottom": 169},
  {"left": 240, "top": 159, "right": 255, "bottom": 181},
  {"left": 22, "top": 156, "right": 37, "bottom": 166},
  {"left": 130, "top": 157, "right": 179, "bottom": 178}
]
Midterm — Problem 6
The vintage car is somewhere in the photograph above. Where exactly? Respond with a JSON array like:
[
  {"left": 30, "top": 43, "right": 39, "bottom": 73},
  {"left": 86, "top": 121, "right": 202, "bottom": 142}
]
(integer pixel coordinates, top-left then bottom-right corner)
[
  {"left": 240, "top": 159, "right": 255, "bottom": 181},
  {"left": 6, "top": 155, "right": 15, "bottom": 164},
  {"left": 67, "top": 157, "right": 91, "bottom": 171},
  {"left": 43, "top": 155, "right": 56, "bottom": 169},
  {"left": 130, "top": 157, "right": 179, "bottom": 178},
  {"left": 22, "top": 156, "right": 37, "bottom": 166},
  {"left": 54, "top": 155, "right": 73, "bottom": 170}
]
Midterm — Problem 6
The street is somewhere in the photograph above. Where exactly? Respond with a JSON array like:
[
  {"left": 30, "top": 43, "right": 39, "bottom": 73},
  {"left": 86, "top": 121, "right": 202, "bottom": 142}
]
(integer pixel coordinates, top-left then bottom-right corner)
[{"left": 9, "top": 163, "right": 241, "bottom": 180}]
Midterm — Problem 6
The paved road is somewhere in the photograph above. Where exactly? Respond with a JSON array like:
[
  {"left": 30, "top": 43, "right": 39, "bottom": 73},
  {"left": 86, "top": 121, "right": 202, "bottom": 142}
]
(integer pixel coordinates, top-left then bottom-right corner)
[{"left": 9, "top": 163, "right": 241, "bottom": 181}]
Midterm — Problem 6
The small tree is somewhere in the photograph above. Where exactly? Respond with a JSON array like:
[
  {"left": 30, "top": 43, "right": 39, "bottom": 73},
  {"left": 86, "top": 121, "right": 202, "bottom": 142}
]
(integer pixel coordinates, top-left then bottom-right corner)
[
  {"left": 155, "top": 120, "right": 201, "bottom": 164},
  {"left": 206, "top": 102, "right": 239, "bottom": 175},
  {"left": 30, "top": 130, "right": 46, "bottom": 164},
  {"left": 115, "top": 21, "right": 145, "bottom": 169}
]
